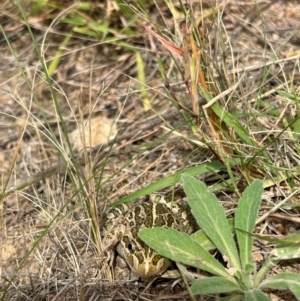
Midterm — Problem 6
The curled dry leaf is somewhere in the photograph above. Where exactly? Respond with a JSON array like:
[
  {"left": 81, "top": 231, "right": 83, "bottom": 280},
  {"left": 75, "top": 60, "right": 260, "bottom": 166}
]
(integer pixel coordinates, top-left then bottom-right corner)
[{"left": 144, "top": 25, "right": 184, "bottom": 56}]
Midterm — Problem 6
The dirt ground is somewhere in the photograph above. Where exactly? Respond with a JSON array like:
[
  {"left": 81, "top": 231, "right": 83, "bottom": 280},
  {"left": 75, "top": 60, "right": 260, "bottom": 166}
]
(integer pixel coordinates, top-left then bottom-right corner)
[{"left": 1, "top": 0, "right": 300, "bottom": 300}]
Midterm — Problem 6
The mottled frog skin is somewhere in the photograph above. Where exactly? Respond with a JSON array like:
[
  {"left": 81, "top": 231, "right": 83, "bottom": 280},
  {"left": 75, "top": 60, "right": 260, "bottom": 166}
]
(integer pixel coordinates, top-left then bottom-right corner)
[{"left": 102, "top": 195, "right": 195, "bottom": 280}]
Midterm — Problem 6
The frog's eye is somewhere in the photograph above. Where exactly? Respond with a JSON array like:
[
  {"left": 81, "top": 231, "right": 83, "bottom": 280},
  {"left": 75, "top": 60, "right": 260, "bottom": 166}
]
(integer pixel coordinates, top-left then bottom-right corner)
[
  {"left": 127, "top": 243, "right": 133, "bottom": 251},
  {"left": 122, "top": 235, "right": 136, "bottom": 253}
]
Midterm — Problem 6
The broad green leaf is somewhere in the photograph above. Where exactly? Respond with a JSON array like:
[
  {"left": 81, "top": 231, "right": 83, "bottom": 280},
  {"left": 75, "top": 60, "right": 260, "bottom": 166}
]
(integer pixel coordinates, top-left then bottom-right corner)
[
  {"left": 139, "top": 227, "right": 234, "bottom": 280},
  {"left": 191, "top": 276, "right": 243, "bottom": 295},
  {"left": 235, "top": 180, "right": 263, "bottom": 270},
  {"left": 190, "top": 229, "right": 216, "bottom": 251},
  {"left": 181, "top": 173, "right": 241, "bottom": 270},
  {"left": 258, "top": 272, "right": 300, "bottom": 299},
  {"left": 271, "top": 243, "right": 300, "bottom": 260},
  {"left": 245, "top": 289, "right": 271, "bottom": 301},
  {"left": 191, "top": 218, "right": 234, "bottom": 251}
]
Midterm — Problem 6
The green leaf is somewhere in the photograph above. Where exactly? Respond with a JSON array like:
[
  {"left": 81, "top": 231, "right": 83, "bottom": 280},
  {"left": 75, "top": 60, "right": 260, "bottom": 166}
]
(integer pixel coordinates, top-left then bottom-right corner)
[
  {"left": 258, "top": 272, "right": 300, "bottom": 299},
  {"left": 245, "top": 289, "right": 271, "bottom": 301},
  {"left": 191, "top": 277, "right": 243, "bottom": 295},
  {"left": 190, "top": 229, "right": 215, "bottom": 251},
  {"left": 191, "top": 218, "right": 234, "bottom": 251},
  {"left": 235, "top": 180, "right": 263, "bottom": 270},
  {"left": 181, "top": 173, "right": 241, "bottom": 270},
  {"left": 138, "top": 227, "right": 234, "bottom": 280},
  {"left": 236, "top": 263, "right": 255, "bottom": 290},
  {"left": 271, "top": 243, "right": 300, "bottom": 260}
]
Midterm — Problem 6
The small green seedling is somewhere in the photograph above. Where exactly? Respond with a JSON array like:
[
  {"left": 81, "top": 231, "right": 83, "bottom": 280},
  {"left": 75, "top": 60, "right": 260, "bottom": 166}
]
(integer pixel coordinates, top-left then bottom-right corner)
[{"left": 139, "top": 174, "right": 300, "bottom": 300}]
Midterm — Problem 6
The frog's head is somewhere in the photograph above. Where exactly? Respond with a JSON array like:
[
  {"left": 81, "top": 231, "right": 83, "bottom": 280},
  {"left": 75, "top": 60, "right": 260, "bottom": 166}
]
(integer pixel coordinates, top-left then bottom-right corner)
[{"left": 117, "top": 234, "right": 170, "bottom": 279}]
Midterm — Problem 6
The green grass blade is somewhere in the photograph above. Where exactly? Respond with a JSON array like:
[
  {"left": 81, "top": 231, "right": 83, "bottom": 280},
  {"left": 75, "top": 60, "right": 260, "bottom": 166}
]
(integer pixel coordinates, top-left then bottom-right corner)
[
  {"left": 113, "top": 160, "right": 227, "bottom": 206},
  {"left": 136, "top": 51, "right": 151, "bottom": 110},
  {"left": 212, "top": 103, "right": 256, "bottom": 147},
  {"left": 48, "top": 33, "right": 73, "bottom": 76}
]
